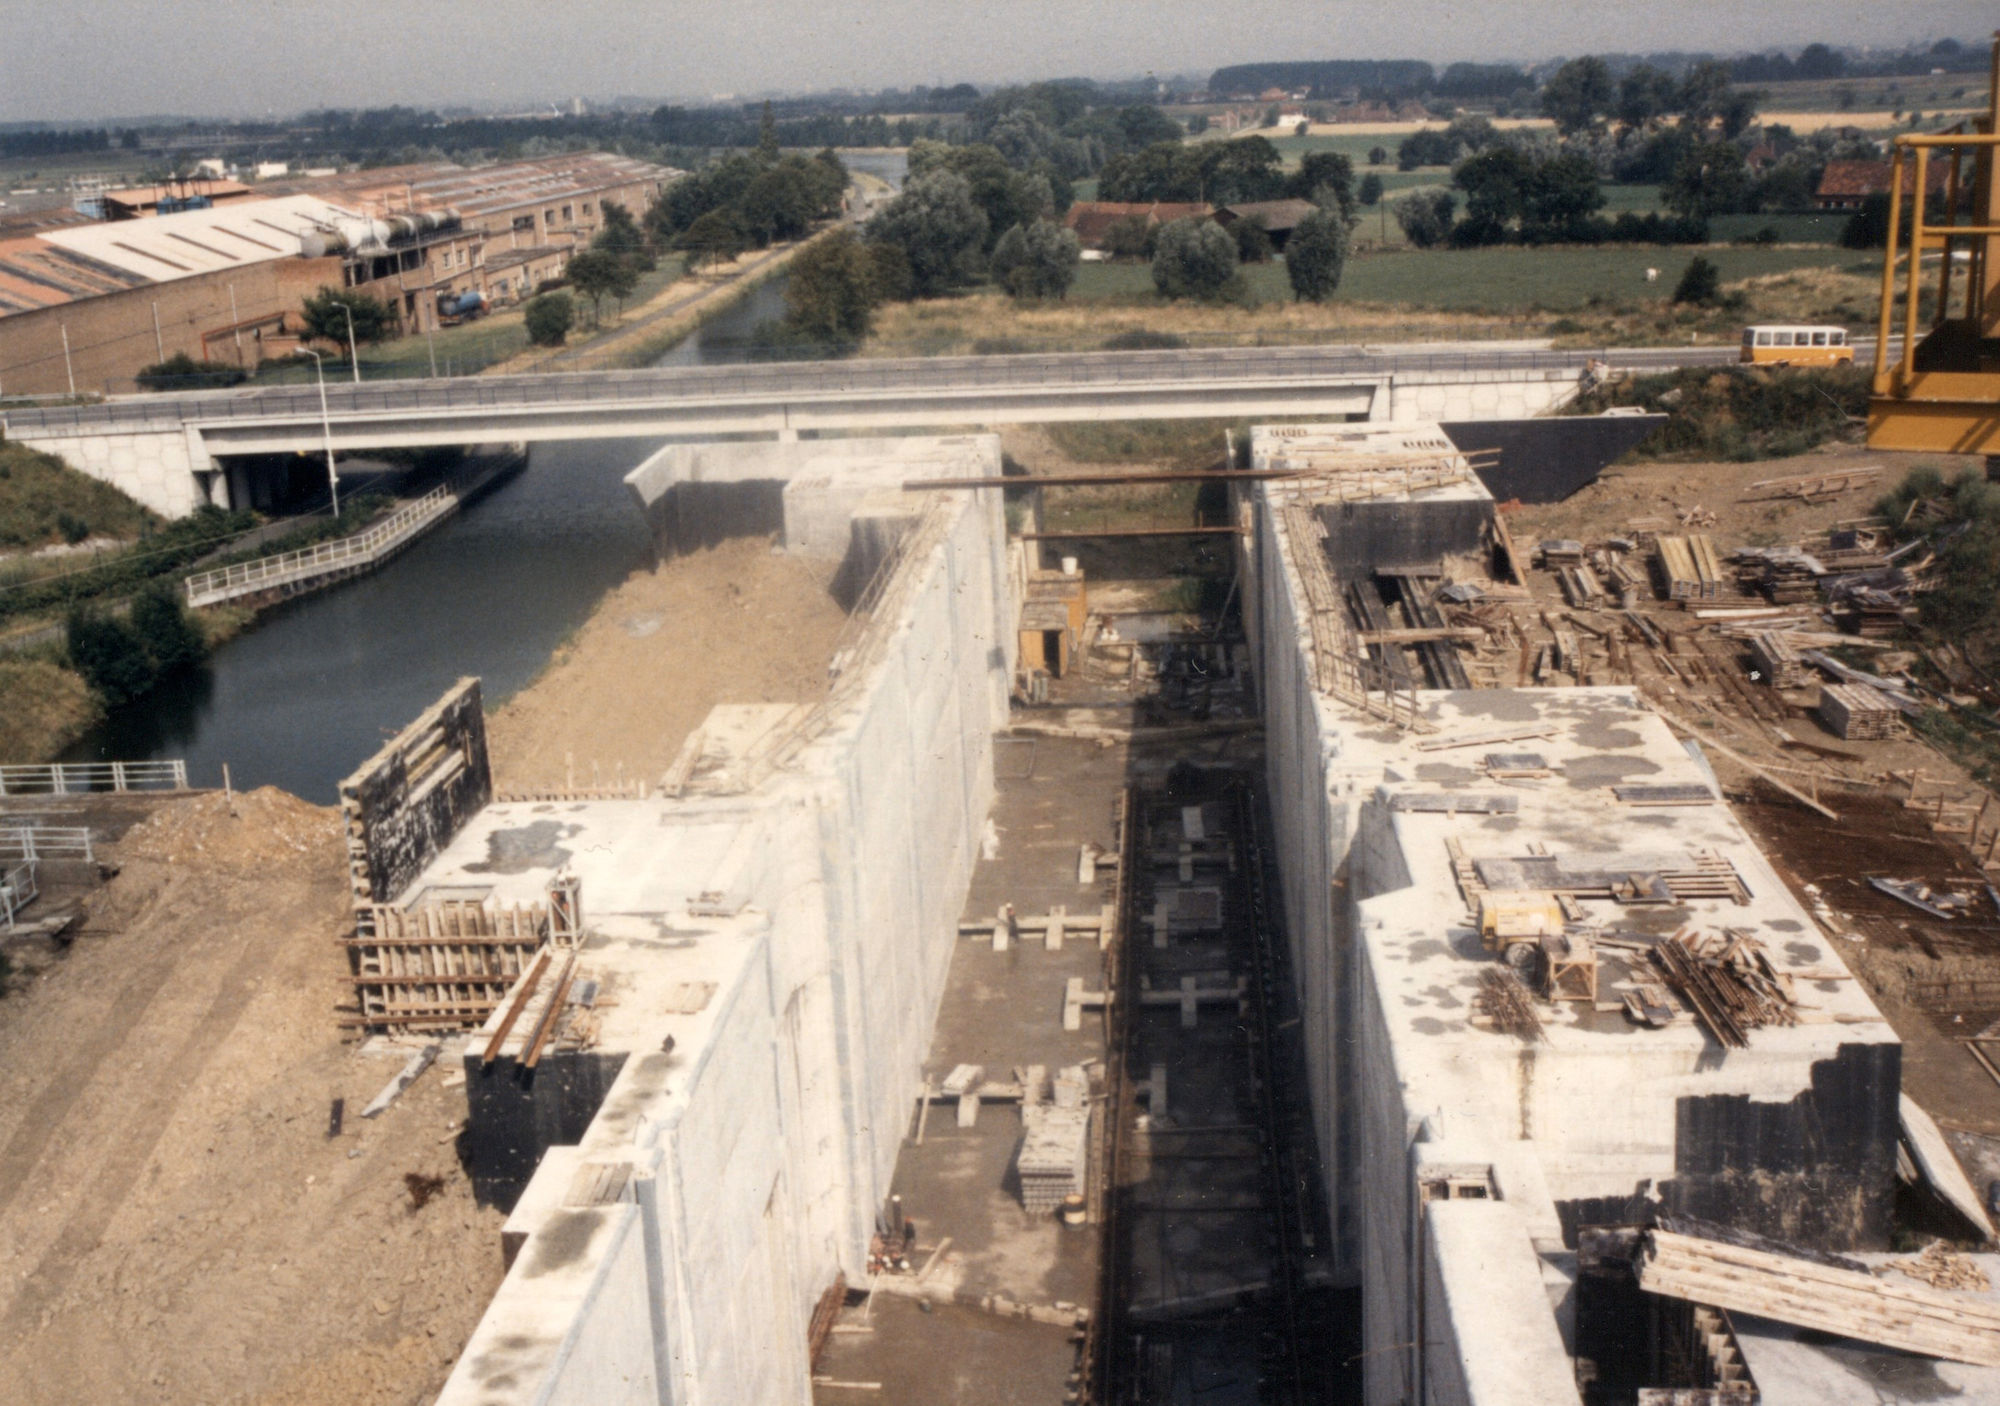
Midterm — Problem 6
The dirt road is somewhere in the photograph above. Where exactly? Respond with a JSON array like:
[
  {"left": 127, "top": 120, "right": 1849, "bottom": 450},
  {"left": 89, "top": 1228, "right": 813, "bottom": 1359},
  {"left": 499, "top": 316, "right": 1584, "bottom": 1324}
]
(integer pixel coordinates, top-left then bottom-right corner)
[{"left": 0, "top": 789, "right": 504, "bottom": 1406}]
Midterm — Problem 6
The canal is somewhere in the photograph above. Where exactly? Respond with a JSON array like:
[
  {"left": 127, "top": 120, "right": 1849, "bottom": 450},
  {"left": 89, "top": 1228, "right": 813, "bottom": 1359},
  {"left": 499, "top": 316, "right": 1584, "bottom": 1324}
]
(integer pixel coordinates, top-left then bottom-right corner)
[{"left": 64, "top": 152, "right": 909, "bottom": 800}]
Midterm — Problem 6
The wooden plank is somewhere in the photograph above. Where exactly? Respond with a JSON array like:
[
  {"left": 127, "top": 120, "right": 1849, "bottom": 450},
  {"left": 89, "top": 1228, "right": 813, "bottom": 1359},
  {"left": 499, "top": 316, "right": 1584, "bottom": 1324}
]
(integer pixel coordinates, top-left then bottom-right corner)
[
  {"left": 362, "top": 1043, "right": 440, "bottom": 1118},
  {"left": 1900, "top": 1092, "right": 1997, "bottom": 1241},
  {"left": 481, "top": 948, "right": 551, "bottom": 1068},
  {"left": 1639, "top": 1230, "right": 2000, "bottom": 1365}
]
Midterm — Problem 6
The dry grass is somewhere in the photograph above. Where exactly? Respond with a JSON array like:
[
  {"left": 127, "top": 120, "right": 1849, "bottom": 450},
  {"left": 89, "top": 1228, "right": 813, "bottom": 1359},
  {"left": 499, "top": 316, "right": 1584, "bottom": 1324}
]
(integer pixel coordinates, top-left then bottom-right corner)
[
  {"left": 861, "top": 292, "right": 1541, "bottom": 357},
  {"left": 0, "top": 658, "right": 100, "bottom": 761}
]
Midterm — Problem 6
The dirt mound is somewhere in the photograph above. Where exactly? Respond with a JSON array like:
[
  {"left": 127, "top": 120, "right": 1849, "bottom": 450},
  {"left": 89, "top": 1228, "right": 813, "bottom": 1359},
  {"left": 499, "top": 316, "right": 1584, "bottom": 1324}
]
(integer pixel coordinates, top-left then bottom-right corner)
[{"left": 111, "top": 786, "right": 342, "bottom": 874}]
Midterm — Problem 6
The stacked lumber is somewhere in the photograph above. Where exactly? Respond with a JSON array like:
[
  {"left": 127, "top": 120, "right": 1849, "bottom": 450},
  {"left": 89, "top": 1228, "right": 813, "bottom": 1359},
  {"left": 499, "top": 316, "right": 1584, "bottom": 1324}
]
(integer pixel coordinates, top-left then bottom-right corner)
[
  {"left": 1649, "top": 930, "right": 1796, "bottom": 1048},
  {"left": 1657, "top": 534, "right": 1724, "bottom": 603},
  {"left": 1747, "top": 632, "right": 1810, "bottom": 688},
  {"left": 1757, "top": 549, "right": 1823, "bottom": 605},
  {"left": 1819, "top": 683, "right": 1902, "bottom": 740},
  {"left": 1638, "top": 1227, "right": 2000, "bottom": 1367}
]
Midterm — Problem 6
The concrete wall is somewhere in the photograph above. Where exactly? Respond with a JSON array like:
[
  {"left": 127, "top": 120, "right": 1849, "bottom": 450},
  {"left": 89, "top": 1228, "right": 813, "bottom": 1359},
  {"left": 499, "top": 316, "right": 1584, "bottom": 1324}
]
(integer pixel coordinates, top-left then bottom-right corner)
[
  {"left": 12, "top": 421, "right": 219, "bottom": 519},
  {"left": 1382, "top": 369, "right": 1583, "bottom": 423},
  {"left": 438, "top": 444, "right": 1013, "bottom": 1406}
]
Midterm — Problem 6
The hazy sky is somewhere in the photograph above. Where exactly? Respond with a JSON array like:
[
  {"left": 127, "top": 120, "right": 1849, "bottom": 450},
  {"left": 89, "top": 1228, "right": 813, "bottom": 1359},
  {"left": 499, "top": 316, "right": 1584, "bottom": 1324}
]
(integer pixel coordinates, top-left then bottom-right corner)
[{"left": 2, "top": 1, "right": 1993, "bottom": 123}]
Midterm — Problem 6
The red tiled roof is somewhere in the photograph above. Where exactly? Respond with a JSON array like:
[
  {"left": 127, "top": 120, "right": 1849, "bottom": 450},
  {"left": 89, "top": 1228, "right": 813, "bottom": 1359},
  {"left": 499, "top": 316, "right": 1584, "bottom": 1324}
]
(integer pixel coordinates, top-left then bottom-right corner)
[
  {"left": 1815, "top": 159, "right": 1949, "bottom": 199},
  {"left": 1062, "top": 201, "right": 1213, "bottom": 248}
]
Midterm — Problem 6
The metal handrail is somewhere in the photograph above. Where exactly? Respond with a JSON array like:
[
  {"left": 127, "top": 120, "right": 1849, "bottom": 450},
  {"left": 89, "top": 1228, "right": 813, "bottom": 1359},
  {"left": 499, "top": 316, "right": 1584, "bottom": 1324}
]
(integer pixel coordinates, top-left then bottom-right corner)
[
  {"left": 184, "top": 486, "right": 454, "bottom": 604},
  {"left": 0, "top": 760, "right": 187, "bottom": 794}
]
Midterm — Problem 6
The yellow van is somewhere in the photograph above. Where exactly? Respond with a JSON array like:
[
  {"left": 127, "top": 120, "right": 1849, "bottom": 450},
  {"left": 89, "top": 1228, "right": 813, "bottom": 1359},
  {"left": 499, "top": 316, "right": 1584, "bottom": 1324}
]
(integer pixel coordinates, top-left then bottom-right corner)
[{"left": 1740, "top": 325, "right": 1855, "bottom": 366}]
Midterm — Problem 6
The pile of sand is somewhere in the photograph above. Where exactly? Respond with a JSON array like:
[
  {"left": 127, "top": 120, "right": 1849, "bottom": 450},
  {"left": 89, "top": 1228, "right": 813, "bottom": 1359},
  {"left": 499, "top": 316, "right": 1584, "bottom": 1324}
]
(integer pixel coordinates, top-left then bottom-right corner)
[{"left": 111, "top": 786, "right": 342, "bottom": 874}]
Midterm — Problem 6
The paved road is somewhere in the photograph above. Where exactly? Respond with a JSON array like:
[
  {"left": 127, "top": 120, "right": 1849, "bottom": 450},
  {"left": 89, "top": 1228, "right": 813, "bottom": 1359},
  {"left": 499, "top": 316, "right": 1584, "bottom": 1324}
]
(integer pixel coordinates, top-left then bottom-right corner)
[{"left": 1, "top": 338, "right": 1889, "bottom": 438}]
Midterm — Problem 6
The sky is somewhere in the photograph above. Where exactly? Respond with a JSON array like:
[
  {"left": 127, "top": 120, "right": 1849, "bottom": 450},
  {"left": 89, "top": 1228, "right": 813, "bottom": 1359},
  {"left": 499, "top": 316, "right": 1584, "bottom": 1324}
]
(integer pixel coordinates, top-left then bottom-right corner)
[{"left": 0, "top": 0, "right": 1993, "bottom": 124}]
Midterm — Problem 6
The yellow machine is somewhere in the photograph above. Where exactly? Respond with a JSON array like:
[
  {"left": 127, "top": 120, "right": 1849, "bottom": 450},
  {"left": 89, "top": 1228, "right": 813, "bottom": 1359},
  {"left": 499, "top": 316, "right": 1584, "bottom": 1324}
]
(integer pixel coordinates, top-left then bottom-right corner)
[
  {"left": 1477, "top": 890, "right": 1564, "bottom": 951},
  {"left": 1740, "top": 325, "right": 1855, "bottom": 366},
  {"left": 1866, "top": 35, "right": 2000, "bottom": 455}
]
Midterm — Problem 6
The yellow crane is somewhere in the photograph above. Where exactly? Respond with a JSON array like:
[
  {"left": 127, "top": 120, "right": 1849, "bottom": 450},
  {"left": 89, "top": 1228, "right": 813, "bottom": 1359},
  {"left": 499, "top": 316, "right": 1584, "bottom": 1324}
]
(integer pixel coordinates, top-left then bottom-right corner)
[{"left": 1867, "top": 33, "right": 2000, "bottom": 457}]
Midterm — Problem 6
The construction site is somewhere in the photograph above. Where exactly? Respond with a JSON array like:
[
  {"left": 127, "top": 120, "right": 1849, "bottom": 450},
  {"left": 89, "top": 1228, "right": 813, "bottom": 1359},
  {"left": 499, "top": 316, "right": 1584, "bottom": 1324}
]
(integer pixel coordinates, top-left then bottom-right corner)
[{"left": 2, "top": 42, "right": 2000, "bottom": 1406}]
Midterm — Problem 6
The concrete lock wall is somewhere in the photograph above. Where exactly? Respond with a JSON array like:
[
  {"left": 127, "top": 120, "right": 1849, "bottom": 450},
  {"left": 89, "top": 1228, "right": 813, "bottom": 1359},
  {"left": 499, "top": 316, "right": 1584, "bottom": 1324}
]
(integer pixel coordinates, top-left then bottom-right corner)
[
  {"left": 1382, "top": 369, "right": 1584, "bottom": 423},
  {"left": 438, "top": 452, "right": 1012, "bottom": 1406},
  {"left": 339, "top": 677, "right": 493, "bottom": 905}
]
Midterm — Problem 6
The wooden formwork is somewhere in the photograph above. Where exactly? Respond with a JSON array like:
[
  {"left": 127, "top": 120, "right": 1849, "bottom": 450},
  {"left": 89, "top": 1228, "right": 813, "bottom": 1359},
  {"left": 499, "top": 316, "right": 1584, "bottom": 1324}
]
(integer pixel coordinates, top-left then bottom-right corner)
[{"left": 347, "top": 900, "right": 548, "bottom": 1030}]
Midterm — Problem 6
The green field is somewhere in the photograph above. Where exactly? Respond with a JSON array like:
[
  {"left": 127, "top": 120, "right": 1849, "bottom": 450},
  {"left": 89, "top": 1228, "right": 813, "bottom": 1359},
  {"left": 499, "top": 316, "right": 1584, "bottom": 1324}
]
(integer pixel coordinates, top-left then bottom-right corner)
[
  {"left": 1071, "top": 244, "right": 1874, "bottom": 313},
  {"left": 251, "top": 254, "right": 690, "bottom": 384}
]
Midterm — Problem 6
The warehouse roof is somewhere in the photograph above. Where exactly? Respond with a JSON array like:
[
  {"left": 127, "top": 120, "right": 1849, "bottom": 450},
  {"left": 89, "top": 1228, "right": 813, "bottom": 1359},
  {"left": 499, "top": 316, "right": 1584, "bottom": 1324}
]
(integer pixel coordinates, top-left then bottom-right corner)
[{"left": 36, "top": 194, "right": 354, "bottom": 285}]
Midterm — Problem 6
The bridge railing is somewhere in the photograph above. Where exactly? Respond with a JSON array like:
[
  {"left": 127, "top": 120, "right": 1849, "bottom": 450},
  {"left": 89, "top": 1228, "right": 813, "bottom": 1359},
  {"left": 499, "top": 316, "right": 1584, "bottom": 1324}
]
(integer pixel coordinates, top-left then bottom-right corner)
[
  {"left": 184, "top": 485, "right": 455, "bottom": 607},
  {"left": 0, "top": 760, "right": 188, "bottom": 795},
  {"left": 1, "top": 345, "right": 1644, "bottom": 436}
]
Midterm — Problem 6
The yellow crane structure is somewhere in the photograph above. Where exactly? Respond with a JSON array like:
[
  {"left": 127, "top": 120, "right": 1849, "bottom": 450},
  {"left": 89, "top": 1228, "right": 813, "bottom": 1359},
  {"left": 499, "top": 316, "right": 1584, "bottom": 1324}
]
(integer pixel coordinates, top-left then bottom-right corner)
[{"left": 1868, "top": 34, "right": 2000, "bottom": 458}]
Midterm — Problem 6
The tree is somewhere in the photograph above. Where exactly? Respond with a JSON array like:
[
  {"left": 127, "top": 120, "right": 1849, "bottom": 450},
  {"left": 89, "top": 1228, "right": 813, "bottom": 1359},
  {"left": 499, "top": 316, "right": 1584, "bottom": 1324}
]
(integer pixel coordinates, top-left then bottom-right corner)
[
  {"left": 676, "top": 208, "right": 749, "bottom": 271},
  {"left": 1357, "top": 173, "right": 1384, "bottom": 206},
  {"left": 300, "top": 287, "right": 393, "bottom": 353},
  {"left": 865, "top": 170, "right": 989, "bottom": 297},
  {"left": 1663, "top": 140, "right": 1748, "bottom": 220},
  {"left": 757, "top": 99, "right": 780, "bottom": 160},
  {"left": 1616, "top": 64, "right": 1678, "bottom": 129},
  {"left": 65, "top": 608, "right": 156, "bottom": 707},
  {"left": 1540, "top": 57, "right": 1614, "bottom": 135},
  {"left": 524, "top": 291, "right": 575, "bottom": 346},
  {"left": 1393, "top": 189, "right": 1456, "bottom": 248},
  {"left": 1150, "top": 217, "right": 1239, "bottom": 302},
  {"left": 1672, "top": 255, "right": 1720, "bottom": 305},
  {"left": 1454, "top": 146, "right": 1532, "bottom": 228},
  {"left": 1368, "top": 145, "right": 1388, "bottom": 166},
  {"left": 990, "top": 219, "right": 1080, "bottom": 300},
  {"left": 1285, "top": 208, "right": 1349, "bottom": 303},
  {"left": 1675, "top": 61, "right": 1735, "bottom": 128},
  {"left": 1187, "top": 114, "right": 1209, "bottom": 136},
  {"left": 592, "top": 200, "right": 655, "bottom": 273},
  {"left": 1104, "top": 215, "right": 1152, "bottom": 261},
  {"left": 128, "top": 582, "right": 205, "bottom": 672},
  {"left": 1290, "top": 151, "right": 1356, "bottom": 219},
  {"left": 782, "top": 229, "right": 881, "bottom": 350},
  {"left": 565, "top": 249, "right": 639, "bottom": 325},
  {"left": 1521, "top": 152, "right": 1604, "bottom": 234}
]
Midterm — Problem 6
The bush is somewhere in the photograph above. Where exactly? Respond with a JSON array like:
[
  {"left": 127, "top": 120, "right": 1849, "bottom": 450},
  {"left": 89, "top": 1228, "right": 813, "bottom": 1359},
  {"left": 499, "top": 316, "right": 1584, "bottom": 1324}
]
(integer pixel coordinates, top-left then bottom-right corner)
[
  {"left": 1564, "top": 365, "right": 1867, "bottom": 461},
  {"left": 65, "top": 609, "right": 156, "bottom": 707},
  {"left": 1673, "top": 255, "right": 1722, "bottom": 305},
  {"left": 134, "top": 352, "right": 247, "bottom": 392},
  {"left": 1101, "top": 329, "right": 1186, "bottom": 351},
  {"left": 1393, "top": 190, "right": 1456, "bottom": 249},
  {"left": 524, "top": 292, "right": 575, "bottom": 347},
  {"left": 1285, "top": 209, "right": 1349, "bottom": 303},
  {"left": 1150, "top": 217, "right": 1241, "bottom": 302},
  {"left": 128, "top": 582, "right": 205, "bottom": 671},
  {"left": 990, "top": 218, "right": 1081, "bottom": 301},
  {"left": 1357, "top": 173, "right": 1384, "bottom": 206}
]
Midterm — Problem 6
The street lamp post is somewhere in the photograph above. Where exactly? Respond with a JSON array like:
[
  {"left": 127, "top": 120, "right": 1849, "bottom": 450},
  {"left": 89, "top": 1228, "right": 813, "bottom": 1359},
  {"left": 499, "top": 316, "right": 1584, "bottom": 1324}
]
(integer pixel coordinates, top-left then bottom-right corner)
[
  {"left": 340, "top": 303, "right": 361, "bottom": 384},
  {"left": 298, "top": 348, "right": 341, "bottom": 517}
]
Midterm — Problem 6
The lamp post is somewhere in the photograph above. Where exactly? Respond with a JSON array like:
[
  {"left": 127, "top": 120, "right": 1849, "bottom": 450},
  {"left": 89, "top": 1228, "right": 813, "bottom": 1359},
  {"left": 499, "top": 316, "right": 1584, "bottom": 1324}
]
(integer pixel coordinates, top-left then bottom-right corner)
[
  {"left": 298, "top": 348, "right": 341, "bottom": 517},
  {"left": 340, "top": 303, "right": 361, "bottom": 384}
]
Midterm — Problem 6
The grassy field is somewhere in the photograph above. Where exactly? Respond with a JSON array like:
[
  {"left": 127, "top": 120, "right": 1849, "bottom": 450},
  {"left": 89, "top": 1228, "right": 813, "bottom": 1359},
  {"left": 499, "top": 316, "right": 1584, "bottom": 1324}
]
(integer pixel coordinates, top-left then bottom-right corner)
[
  {"left": 250, "top": 254, "right": 692, "bottom": 384},
  {"left": 1067, "top": 244, "right": 1871, "bottom": 313},
  {"left": 861, "top": 244, "right": 1884, "bottom": 358},
  {"left": 0, "top": 442, "right": 156, "bottom": 549},
  {"left": 1755, "top": 73, "right": 1989, "bottom": 115}
]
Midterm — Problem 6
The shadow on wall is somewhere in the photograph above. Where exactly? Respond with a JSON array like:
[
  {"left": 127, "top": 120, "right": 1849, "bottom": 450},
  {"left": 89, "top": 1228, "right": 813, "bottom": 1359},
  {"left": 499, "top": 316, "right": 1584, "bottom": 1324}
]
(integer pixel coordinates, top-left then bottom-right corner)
[{"left": 644, "top": 478, "right": 787, "bottom": 556}]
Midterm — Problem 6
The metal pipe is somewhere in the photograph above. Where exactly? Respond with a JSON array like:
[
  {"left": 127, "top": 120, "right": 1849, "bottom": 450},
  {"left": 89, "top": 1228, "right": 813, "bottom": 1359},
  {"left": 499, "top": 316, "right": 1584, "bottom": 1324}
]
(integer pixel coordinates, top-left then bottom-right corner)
[{"left": 1877, "top": 152, "right": 1905, "bottom": 382}]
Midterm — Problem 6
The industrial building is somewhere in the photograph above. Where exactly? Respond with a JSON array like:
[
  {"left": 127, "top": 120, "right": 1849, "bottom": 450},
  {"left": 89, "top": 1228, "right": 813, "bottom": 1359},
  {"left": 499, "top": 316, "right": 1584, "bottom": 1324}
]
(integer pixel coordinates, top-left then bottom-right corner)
[{"left": 0, "top": 152, "right": 679, "bottom": 395}]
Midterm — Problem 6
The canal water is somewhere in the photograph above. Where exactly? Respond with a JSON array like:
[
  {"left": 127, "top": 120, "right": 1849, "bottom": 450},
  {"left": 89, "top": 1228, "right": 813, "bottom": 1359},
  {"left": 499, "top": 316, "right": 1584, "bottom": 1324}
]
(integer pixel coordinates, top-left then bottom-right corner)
[{"left": 62, "top": 152, "right": 909, "bottom": 803}]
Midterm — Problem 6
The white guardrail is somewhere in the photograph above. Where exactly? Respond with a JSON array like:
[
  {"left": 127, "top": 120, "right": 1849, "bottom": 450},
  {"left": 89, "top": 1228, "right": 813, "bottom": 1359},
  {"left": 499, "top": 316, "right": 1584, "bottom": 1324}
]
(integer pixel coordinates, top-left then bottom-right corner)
[
  {"left": 1, "top": 859, "right": 37, "bottom": 929},
  {"left": 0, "top": 826, "right": 94, "bottom": 863},
  {"left": 0, "top": 760, "right": 187, "bottom": 795},
  {"left": 184, "top": 486, "right": 456, "bottom": 609}
]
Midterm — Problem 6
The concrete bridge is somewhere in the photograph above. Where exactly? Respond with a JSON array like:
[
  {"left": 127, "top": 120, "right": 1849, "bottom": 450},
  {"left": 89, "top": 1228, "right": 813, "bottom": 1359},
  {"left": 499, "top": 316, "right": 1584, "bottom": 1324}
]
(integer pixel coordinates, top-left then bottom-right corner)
[{"left": 2, "top": 342, "right": 1740, "bottom": 517}]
